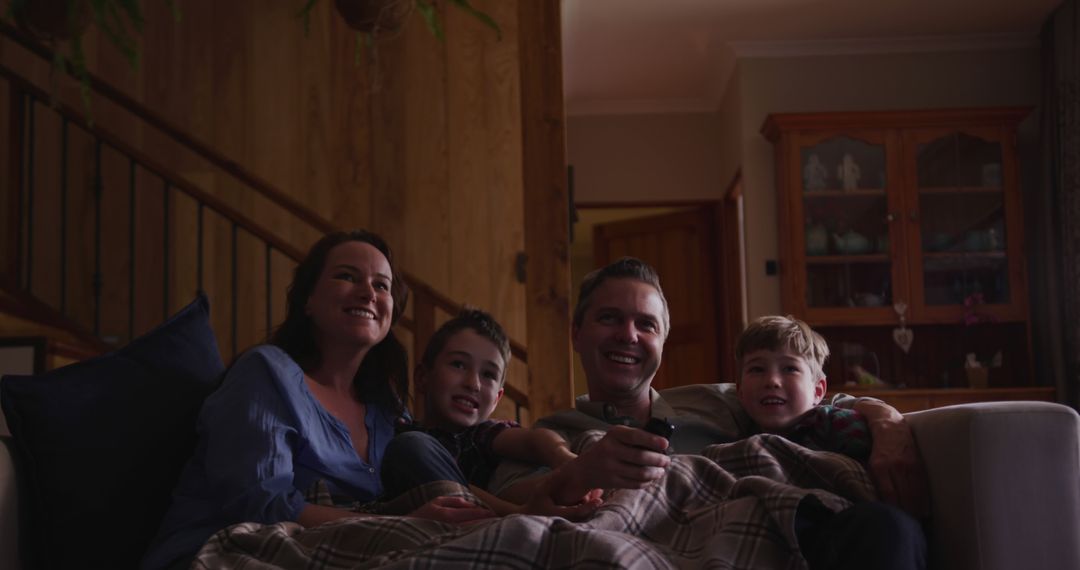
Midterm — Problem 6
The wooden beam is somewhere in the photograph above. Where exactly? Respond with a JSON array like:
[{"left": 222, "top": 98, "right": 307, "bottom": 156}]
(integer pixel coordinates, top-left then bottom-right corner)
[{"left": 517, "top": 0, "right": 573, "bottom": 422}]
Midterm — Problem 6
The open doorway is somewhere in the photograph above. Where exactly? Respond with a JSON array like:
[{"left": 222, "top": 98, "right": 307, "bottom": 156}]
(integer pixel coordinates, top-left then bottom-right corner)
[{"left": 570, "top": 194, "right": 747, "bottom": 395}]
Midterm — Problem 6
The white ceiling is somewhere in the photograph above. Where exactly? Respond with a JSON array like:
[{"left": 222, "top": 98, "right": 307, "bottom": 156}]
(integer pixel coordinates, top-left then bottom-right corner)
[{"left": 561, "top": 0, "right": 1061, "bottom": 115}]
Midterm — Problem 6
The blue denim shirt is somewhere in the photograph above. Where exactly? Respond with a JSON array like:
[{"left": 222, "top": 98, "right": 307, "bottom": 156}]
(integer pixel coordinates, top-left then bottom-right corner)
[{"left": 141, "top": 345, "right": 396, "bottom": 569}]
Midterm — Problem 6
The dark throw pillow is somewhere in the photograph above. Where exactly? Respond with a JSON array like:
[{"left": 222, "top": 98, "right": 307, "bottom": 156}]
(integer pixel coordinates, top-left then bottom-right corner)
[{"left": 0, "top": 293, "right": 224, "bottom": 569}]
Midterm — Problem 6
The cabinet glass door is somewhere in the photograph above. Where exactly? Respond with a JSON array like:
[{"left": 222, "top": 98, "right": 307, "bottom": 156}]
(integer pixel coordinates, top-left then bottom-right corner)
[
  {"left": 913, "top": 131, "right": 1008, "bottom": 307},
  {"left": 800, "top": 136, "right": 893, "bottom": 310}
]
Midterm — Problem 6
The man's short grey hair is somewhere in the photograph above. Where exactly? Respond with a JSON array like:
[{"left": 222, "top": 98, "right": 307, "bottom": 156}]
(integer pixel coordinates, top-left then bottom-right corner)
[{"left": 572, "top": 257, "right": 670, "bottom": 336}]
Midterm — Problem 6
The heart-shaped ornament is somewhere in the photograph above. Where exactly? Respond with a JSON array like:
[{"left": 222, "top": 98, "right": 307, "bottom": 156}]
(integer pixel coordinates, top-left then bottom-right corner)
[{"left": 892, "top": 327, "right": 914, "bottom": 353}]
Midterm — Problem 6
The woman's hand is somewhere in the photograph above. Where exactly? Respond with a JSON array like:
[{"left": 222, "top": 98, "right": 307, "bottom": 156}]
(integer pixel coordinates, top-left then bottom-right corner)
[
  {"left": 517, "top": 475, "right": 603, "bottom": 521},
  {"left": 855, "top": 400, "right": 931, "bottom": 517},
  {"left": 409, "top": 496, "right": 497, "bottom": 524}
]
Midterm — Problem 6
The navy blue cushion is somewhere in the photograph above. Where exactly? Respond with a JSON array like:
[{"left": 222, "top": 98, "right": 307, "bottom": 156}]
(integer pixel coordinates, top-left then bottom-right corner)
[{"left": 0, "top": 293, "right": 223, "bottom": 569}]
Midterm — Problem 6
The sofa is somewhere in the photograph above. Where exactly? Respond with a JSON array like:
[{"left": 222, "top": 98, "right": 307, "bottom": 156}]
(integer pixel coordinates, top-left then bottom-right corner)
[
  {"left": 0, "top": 295, "right": 1078, "bottom": 568},
  {"left": 2, "top": 401, "right": 1078, "bottom": 569}
]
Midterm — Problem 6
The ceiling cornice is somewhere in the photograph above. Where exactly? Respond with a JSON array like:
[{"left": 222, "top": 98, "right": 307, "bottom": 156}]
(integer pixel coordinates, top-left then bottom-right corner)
[
  {"left": 566, "top": 97, "right": 718, "bottom": 117},
  {"left": 730, "top": 33, "right": 1039, "bottom": 58}
]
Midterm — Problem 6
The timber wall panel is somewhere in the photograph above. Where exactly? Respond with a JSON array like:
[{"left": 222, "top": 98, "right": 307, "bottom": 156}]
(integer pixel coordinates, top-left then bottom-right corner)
[{"left": 0, "top": 0, "right": 536, "bottom": 401}]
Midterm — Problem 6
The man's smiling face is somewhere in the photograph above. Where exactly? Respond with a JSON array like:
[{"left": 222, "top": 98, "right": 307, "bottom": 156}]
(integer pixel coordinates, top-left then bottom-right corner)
[{"left": 572, "top": 278, "right": 667, "bottom": 403}]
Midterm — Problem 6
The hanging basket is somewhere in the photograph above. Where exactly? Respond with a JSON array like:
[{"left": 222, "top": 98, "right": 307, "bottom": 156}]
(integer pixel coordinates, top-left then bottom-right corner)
[
  {"left": 334, "top": 0, "right": 413, "bottom": 34},
  {"left": 16, "top": 0, "right": 93, "bottom": 41}
]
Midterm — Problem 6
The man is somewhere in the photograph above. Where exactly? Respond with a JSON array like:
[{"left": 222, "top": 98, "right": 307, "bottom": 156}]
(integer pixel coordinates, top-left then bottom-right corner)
[{"left": 492, "top": 257, "right": 928, "bottom": 569}]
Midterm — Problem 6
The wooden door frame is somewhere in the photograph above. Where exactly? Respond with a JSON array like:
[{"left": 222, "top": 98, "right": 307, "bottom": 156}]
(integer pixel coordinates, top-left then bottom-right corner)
[{"left": 719, "top": 170, "right": 748, "bottom": 381}]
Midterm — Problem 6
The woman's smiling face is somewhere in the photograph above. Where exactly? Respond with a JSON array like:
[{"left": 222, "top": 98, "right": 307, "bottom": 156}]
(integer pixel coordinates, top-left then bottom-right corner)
[{"left": 305, "top": 241, "right": 394, "bottom": 351}]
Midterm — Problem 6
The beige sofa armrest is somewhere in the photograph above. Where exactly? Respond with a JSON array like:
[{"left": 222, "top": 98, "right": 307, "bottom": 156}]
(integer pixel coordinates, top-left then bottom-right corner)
[
  {"left": 906, "top": 401, "right": 1080, "bottom": 570},
  {"left": 0, "top": 435, "right": 20, "bottom": 570}
]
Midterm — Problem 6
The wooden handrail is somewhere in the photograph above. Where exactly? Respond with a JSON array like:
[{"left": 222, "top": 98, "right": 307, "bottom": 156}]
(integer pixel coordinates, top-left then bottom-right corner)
[{"left": 0, "top": 283, "right": 113, "bottom": 354}]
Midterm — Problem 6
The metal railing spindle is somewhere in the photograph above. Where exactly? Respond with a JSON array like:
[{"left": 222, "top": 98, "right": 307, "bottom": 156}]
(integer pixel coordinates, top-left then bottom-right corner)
[
  {"left": 24, "top": 96, "right": 34, "bottom": 290},
  {"left": 231, "top": 222, "right": 238, "bottom": 358},
  {"left": 129, "top": 159, "right": 137, "bottom": 341},
  {"left": 93, "top": 139, "right": 103, "bottom": 336},
  {"left": 265, "top": 243, "right": 272, "bottom": 337},
  {"left": 162, "top": 180, "right": 170, "bottom": 320},
  {"left": 196, "top": 203, "right": 204, "bottom": 294},
  {"left": 59, "top": 117, "right": 68, "bottom": 315}
]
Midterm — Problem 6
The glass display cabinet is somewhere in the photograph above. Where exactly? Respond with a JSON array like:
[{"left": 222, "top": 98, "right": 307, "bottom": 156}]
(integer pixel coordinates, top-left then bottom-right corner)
[
  {"left": 761, "top": 108, "right": 1048, "bottom": 404},
  {"left": 762, "top": 108, "right": 1030, "bottom": 326}
]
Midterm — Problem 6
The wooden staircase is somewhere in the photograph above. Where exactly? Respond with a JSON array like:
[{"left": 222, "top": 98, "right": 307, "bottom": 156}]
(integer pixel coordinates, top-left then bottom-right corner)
[{"left": 0, "top": 22, "right": 532, "bottom": 420}]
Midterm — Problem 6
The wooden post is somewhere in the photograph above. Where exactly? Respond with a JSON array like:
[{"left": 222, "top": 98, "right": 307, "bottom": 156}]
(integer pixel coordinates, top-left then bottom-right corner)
[
  {"left": 411, "top": 288, "right": 436, "bottom": 421},
  {"left": 517, "top": 0, "right": 573, "bottom": 422}
]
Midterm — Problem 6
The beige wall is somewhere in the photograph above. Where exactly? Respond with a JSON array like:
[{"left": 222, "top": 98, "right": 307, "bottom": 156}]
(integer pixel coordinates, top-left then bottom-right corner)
[
  {"left": 564, "top": 47, "right": 1040, "bottom": 324},
  {"left": 737, "top": 47, "right": 1041, "bottom": 319},
  {"left": 567, "top": 112, "right": 726, "bottom": 203},
  {"left": 716, "top": 69, "right": 743, "bottom": 193}
]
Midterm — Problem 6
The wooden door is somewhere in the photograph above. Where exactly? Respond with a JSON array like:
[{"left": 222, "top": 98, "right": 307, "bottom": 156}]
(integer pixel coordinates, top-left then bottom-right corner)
[{"left": 593, "top": 208, "right": 723, "bottom": 389}]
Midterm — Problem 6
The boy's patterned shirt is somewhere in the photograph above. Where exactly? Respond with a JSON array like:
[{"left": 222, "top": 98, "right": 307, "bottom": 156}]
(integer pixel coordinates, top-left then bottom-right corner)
[
  {"left": 397, "top": 419, "right": 520, "bottom": 489},
  {"left": 780, "top": 405, "right": 872, "bottom": 462}
]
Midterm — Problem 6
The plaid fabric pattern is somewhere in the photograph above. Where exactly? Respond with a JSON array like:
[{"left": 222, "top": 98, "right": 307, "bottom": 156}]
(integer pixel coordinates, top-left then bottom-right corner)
[
  {"left": 195, "top": 433, "right": 877, "bottom": 569},
  {"left": 396, "top": 419, "right": 519, "bottom": 489},
  {"left": 780, "top": 406, "right": 872, "bottom": 462}
]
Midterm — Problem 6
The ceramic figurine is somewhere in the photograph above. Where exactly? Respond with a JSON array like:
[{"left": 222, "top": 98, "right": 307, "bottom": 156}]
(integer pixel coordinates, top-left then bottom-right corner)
[
  {"left": 833, "top": 229, "right": 870, "bottom": 254},
  {"left": 805, "top": 222, "right": 829, "bottom": 256},
  {"left": 837, "top": 153, "right": 861, "bottom": 191},
  {"left": 981, "top": 163, "right": 1002, "bottom": 187},
  {"left": 803, "top": 154, "right": 828, "bottom": 191}
]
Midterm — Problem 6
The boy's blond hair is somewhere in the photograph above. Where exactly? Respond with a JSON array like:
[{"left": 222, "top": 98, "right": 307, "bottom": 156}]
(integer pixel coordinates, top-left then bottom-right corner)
[{"left": 735, "top": 315, "right": 830, "bottom": 379}]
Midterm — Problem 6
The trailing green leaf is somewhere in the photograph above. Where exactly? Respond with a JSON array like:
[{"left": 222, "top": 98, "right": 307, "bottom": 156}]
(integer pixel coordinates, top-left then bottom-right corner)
[
  {"left": 5, "top": 0, "right": 27, "bottom": 22},
  {"left": 447, "top": 0, "right": 499, "bottom": 40},
  {"left": 415, "top": 0, "right": 441, "bottom": 41},
  {"left": 295, "top": 0, "right": 501, "bottom": 46},
  {"left": 297, "top": 0, "right": 319, "bottom": 35},
  {"left": 354, "top": 31, "right": 371, "bottom": 66},
  {"left": 165, "top": 0, "right": 180, "bottom": 22},
  {"left": 4, "top": 0, "right": 181, "bottom": 118}
]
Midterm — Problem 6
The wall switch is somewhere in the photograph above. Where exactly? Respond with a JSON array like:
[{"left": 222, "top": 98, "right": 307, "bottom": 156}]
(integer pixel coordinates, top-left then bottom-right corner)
[{"left": 765, "top": 260, "right": 778, "bottom": 276}]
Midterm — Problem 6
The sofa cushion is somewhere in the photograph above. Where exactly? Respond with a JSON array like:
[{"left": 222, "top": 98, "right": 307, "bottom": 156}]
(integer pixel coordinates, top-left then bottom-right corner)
[{"left": 0, "top": 294, "right": 223, "bottom": 569}]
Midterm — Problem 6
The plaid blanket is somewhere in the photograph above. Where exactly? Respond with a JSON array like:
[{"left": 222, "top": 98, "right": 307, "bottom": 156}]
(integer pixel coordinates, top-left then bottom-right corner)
[{"left": 194, "top": 434, "right": 877, "bottom": 569}]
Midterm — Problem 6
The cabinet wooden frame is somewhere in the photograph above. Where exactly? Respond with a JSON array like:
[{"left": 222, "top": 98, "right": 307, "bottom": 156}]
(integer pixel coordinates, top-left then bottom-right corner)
[{"left": 763, "top": 107, "right": 1032, "bottom": 327}]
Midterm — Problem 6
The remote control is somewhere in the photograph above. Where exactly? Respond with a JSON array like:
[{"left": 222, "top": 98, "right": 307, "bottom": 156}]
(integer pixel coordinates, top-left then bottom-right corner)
[{"left": 643, "top": 417, "right": 675, "bottom": 454}]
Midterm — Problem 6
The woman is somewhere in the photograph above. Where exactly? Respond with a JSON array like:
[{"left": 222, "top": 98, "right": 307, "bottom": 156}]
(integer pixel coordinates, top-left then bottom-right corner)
[{"left": 142, "top": 231, "right": 493, "bottom": 570}]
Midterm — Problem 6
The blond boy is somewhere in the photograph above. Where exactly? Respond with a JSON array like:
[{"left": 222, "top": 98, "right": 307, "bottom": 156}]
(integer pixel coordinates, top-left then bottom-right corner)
[{"left": 734, "top": 315, "right": 872, "bottom": 460}]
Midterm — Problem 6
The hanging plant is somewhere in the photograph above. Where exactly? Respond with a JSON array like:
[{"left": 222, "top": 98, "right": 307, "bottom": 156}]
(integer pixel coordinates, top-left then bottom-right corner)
[
  {"left": 4, "top": 0, "right": 180, "bottom": 115},
  {"left": 298, "top": 0, "right": 500, "bottom": 55},
  {"left": 330, "top": 0, "right": 413, "bottom": 34}
]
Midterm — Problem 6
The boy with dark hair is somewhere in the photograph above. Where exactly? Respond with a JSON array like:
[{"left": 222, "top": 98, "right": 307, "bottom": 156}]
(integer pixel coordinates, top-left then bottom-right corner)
[{"left": 380, "top": 308, "right": 600, "bottom": 517}]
